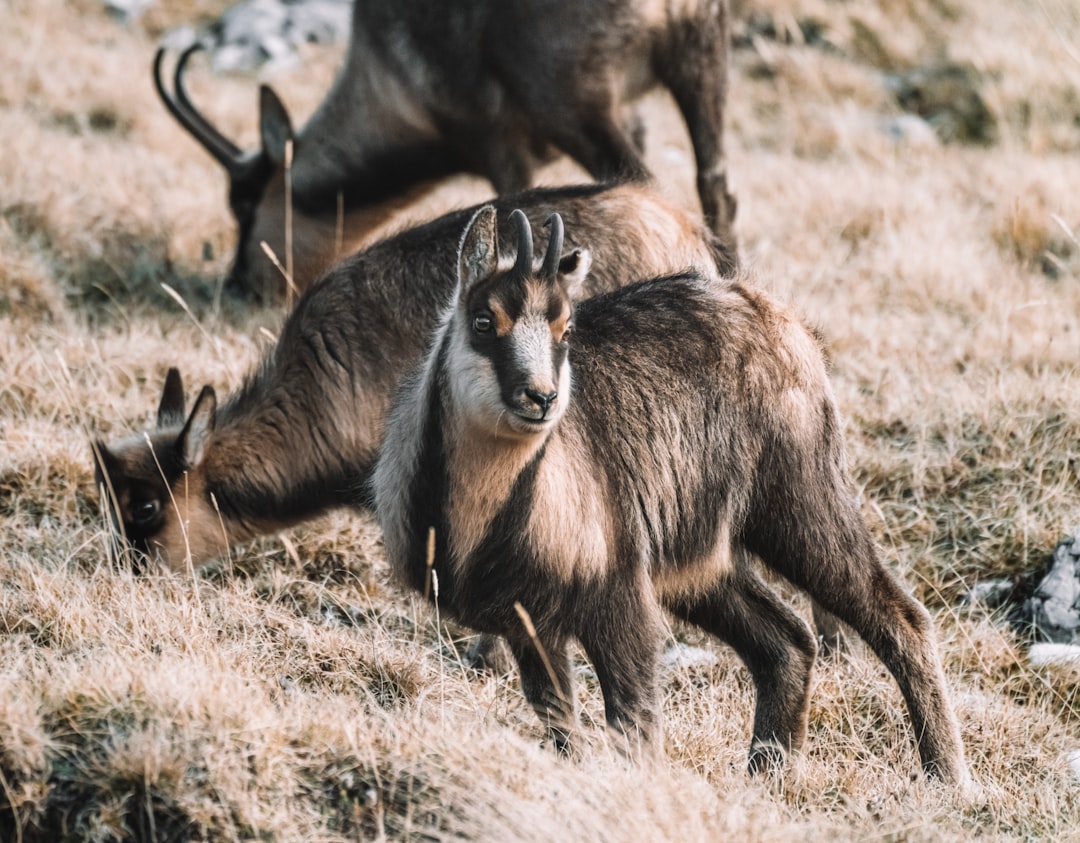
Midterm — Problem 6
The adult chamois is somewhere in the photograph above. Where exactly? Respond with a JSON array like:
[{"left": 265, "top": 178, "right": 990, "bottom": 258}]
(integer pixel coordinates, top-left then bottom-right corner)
[
  {"left": 372, "top": 207, "right": 969, "bottom": 786},
  {"left": 154, "top": 0, "right": 737, "bottom": 300},
  {"left": 93, "top": 182, "right": 727, "bottom": 572}
]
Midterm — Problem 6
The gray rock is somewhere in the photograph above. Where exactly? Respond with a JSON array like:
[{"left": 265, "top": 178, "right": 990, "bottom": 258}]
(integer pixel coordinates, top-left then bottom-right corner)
[
  {"left": 1025, "top": 527, "right": 1080, "bottom": 643},
  {"left": 123, "top": 0, "right": 353, "bottom": 73}
]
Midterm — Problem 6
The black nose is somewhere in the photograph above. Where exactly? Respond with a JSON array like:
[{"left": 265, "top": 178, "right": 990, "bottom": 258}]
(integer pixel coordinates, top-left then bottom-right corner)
[{"left": 524, "top": 388, "right": 558, "bottom": 416}]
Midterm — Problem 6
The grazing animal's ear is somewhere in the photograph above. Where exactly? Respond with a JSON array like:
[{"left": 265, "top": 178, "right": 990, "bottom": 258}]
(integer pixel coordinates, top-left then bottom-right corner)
[
  {"left": 558, "top": 248, "right": 592, "bottom": 300},
  {"left": 156, "top": 367, "right": 186, "bottom": 430},
  {"left": 259, "top": 85, "right": 294, "bottom": 167},
  {"left": 178, "top": 385, "right": 217, "bottom": 470},
  {"left": 458, "top": 205, "right": 499, "bottom": 294}
]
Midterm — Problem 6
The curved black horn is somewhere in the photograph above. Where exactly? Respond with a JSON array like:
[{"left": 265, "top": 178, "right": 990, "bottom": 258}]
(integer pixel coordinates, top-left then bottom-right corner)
[
  {"left": 153, "top": 46, "right": 243, "bottom": 175},
  {"left": 541, "top": 213, "right": 564, "bottom": 280},
  {"left": 509, "top": 209, "right": 534, "bottom": 277}
]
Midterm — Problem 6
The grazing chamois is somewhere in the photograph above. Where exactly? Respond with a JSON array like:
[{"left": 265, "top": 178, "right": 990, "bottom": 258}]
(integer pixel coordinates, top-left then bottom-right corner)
[
  {"left": 93, "top": 183, "right": 727, "bottom": 571},
  {"left": 154, "top": 0, "right": 737, "bottom": 300},
  {"left": 372, "top": 207, "right": 969, "bottom": 785}
]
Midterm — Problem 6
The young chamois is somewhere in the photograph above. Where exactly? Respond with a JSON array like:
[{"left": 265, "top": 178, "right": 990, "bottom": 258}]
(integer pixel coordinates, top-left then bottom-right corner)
[
  {"left": 93, "top": 183, "right": 728, "bottom": 572},
  {"left": 372, "top": 208, "right": 969, "bottom": 785},
  {"left": 154, "top": 0, "right": 736, "bottom": 300}
]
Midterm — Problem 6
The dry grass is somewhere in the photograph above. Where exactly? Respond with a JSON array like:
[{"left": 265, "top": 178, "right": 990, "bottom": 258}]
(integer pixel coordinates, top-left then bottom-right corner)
[{"left": 4, "top": 0, "right": 1080, "bottom": 839}]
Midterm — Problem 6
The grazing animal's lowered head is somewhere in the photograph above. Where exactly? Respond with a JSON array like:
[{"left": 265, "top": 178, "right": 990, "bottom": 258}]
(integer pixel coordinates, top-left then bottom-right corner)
[{"left": 93, "top": 369, "right": 224, "bottom": 570}]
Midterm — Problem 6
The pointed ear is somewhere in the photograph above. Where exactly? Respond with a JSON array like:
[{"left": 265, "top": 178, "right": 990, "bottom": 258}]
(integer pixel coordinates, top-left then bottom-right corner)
[
  {"left": 458, "top": 205, "right": 499, "bottom": 294},
  {"left": 259, "top": 85, "right": 293, "bottom": 167},
  {"left": 178, "top": 385, "right": 217, "bottom": 470},
  {"left": 156, "top": 367, "right": 186, "bottom": 429},
  {"left": 557, "top": 248, "right": 592, "bottom": 300}
]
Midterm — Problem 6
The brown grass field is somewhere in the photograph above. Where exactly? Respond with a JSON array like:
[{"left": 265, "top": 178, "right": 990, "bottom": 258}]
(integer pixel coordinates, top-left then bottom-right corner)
[{"left": 4, "top": 0, "right": 1080, "bottom": 839}]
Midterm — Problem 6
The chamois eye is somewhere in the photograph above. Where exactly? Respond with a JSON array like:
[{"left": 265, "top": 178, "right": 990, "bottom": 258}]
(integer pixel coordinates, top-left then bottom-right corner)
[
  {"left": 561, "top": 325, "right": 573, "bottom": 343},
  {"left": 473, "top": 314, "right": 494, "bottom": 334},
  {"left": 133, "top": 499, "right": 160, "bottom": 524}
]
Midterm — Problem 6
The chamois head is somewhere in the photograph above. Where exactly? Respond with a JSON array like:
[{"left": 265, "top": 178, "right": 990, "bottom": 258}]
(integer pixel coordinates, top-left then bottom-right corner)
[
  {"left": 154, "top": 46, "right": 333, "bottom": 301},
  {"left": 93, "top": 368, "right": 223, "bottom": 570},
  {"left": 450, "top": 207, "right": 591, "bottom": 438}
]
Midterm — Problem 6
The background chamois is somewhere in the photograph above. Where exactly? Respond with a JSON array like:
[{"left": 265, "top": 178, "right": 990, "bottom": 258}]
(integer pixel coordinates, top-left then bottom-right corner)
[
  {"left": 154, "top": 0, "right": 736, "bottom": 300},
  {"left": 373, "top": 207, "right": 968, "bottom": 785}
]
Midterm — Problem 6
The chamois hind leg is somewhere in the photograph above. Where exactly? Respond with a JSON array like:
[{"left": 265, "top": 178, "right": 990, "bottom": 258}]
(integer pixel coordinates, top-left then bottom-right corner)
[
  {"left": 505, "top": 631, "right": 577, "bottom": 756},
  {"left": 748, "top": 494, "right": 968, "bottom": 785},
  {"left": 667, "top": 567, "right": 817, "bottom": 774},
  {"left": 575, "top": 577, "right": 666, "bottom": 760},
  {"left": 655, "top": 10, "right": 738, "bottom": 262}
]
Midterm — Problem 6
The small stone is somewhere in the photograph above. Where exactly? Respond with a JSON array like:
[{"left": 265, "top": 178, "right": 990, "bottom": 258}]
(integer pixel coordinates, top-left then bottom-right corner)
[{"left": 962, "top": 578, "right": 1014, "bottom": 609}]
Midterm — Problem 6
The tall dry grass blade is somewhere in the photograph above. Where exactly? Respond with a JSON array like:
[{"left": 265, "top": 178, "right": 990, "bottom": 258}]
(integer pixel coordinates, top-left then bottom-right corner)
[
  {"left": 335, "top": 189, "right": 345, "bottom": 259},
  {"left": 159, "top": 282, "right": 229, "bottom": 374},
  {"left": 514, "top": 601, "right": 567, "bottom": 705},
  {"left": 259, "top": 241, "right": 300, "bottom": 302},
  {"left": 210, "top": 491, "right": 233, "bottom": 576},
  {"left": 285, "top": 137, "right": 295, "bottom": 309},
  {"left": 143, "top": 432, "right": 201, "bottom": 605}
]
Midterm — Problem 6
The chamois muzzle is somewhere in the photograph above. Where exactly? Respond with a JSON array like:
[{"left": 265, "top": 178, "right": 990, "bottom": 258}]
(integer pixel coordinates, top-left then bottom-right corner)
[{"left": 521, "top": 387, "right": 559, "bottom": 420}]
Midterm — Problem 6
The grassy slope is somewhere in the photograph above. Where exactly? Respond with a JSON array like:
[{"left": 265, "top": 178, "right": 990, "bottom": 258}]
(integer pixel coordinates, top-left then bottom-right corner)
[{"left": 3, "top": 0, "right": 1080, "bottom": 839}]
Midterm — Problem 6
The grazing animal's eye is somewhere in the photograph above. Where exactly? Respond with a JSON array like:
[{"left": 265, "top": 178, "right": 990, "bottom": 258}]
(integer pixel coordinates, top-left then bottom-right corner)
[
  {"left": 472, "top": 315, "right": 494, "bottom": 335},
  {"left": 133, "top": 499, "right": 160, "bottom": 524},
  {"left": 560, "top": 325, "right": 573, "bottom": 344}
]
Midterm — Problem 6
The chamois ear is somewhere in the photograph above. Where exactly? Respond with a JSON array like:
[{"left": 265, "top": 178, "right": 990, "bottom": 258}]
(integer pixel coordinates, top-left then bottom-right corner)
[
  {"left": 558, "top": 248, "right": 592, "bottom": 299},
  {"left": 458, "top": 205, "right": 499, "bottom": 293},
  {"left": 156, "top": 367, "right": 186, "bottom": 429},
  {"left": 259, "top": 85, "right": 294, "bottom": 167},
  {"left": 178, "top": 385, "right": 217, "bottom": 470}
]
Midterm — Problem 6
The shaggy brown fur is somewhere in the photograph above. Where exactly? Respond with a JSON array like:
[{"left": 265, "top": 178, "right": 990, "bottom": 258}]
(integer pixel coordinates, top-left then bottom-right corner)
[
  {"left": 154, "top": 0, "right": 737, "bottom": 300},
  {"left": 373, "top": 208, "right": 969, "bottom": 785},
  {"left": 93, "top": 182, "right": 728, "bottom": 572}
]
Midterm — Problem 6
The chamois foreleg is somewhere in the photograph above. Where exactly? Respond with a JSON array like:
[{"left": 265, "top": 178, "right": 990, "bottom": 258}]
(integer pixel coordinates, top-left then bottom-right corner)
[
  {"left": 751, "top": 495, "right": 968, "bottom": 785},
  {"left": 575, "top": 575, "right": 665, "bottom": 760},
  {"left": 667, "top": 568, "right": 817, "bottom": 774},
  {"left": 506, "top": 630, "right": 577, "bottom": 756}
]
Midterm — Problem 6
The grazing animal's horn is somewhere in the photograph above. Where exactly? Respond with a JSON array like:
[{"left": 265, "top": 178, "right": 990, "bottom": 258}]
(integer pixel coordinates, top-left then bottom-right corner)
[
  {"left": 153, "top": 45, "right": 244, "bottom": 177},
  {"left": 509, "top": 209, "right": 533, "bottom": 277},
  {"left": 542, "top": 214, "right": 564, "bottom": 281}
]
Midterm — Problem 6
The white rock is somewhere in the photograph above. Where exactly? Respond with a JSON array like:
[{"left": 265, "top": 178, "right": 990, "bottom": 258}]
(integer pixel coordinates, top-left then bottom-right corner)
[
  {"left": 1028, "top": 642, "right": 1080, "bottom": 668},
  {"left": 1068, "top": 749, "right": 1080, "bottom": 782}
]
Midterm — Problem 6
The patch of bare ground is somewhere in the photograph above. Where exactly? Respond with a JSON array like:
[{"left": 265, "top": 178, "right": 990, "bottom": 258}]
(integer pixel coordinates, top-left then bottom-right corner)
[{"left": 3, "top": 0, "right": 1080, "bottom": 839}]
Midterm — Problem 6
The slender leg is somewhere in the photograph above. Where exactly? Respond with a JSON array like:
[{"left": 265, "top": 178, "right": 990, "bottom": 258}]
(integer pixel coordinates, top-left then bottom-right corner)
[
  {"left": 655, "top": 7, "right": 739, "bottom": 258},
  {"left": 575, "top": 582, "right": 665, "bottom": 760},
  {"left": 667, "top": 569, "right": 817, "bottom": 774},
  {"left": 748, "top": 492, "right": 968, "bottom": 785},
  {"left": 463, "top": 633, "right": 514, "bottom": 675},
  {"left": 505, "top": 632, "right": 576, "bottom": 756}
]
